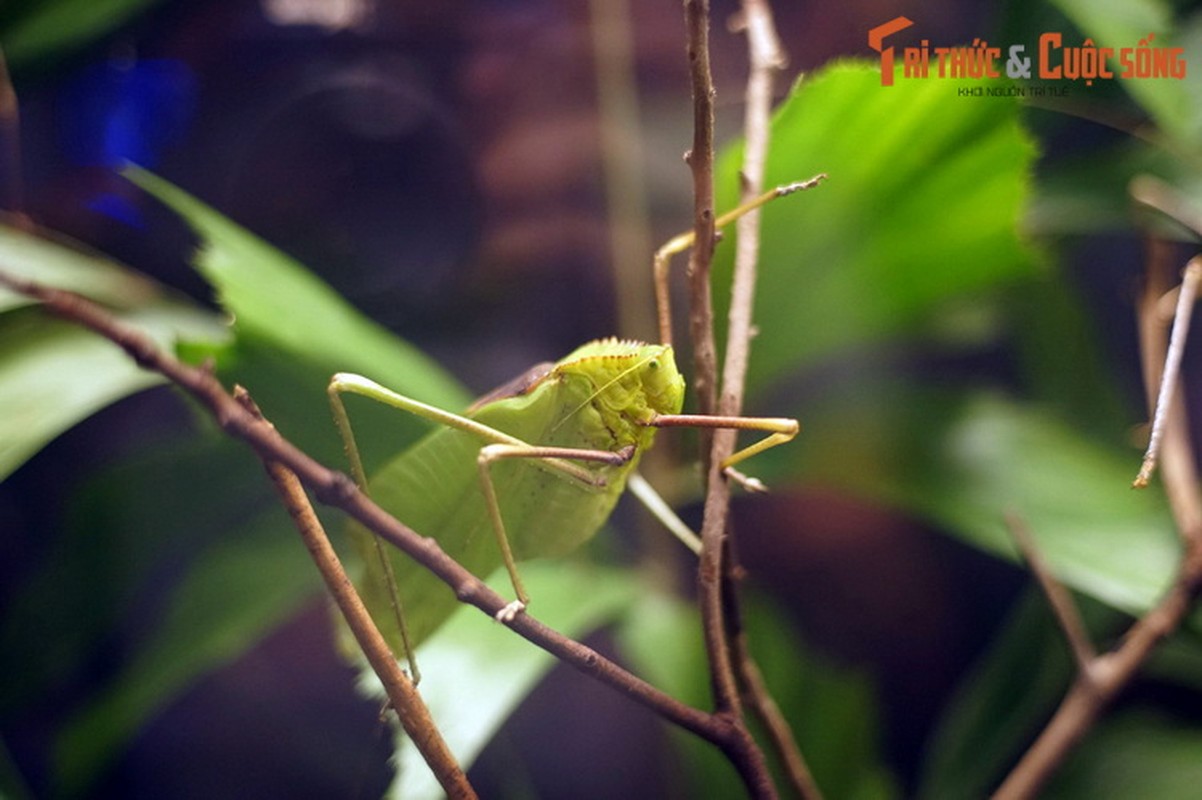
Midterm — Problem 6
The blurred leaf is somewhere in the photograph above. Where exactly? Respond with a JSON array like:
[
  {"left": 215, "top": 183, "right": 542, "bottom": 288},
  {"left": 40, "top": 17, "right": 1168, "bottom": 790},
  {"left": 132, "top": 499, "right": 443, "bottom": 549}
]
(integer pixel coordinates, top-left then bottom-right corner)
[
  {"left": 919, "top": 590, "right": 1122, "bottom": 799},
  {"left": 123, "top": 167, "right": 471, "bottom": 474},
  {"left": 1048, "top": 710, "right": 1202, "bottom": 797},
  {"left": 617, "top": 591, "right": 898, "bottom": 800},
  {"left": 897, "top": 393, "right": 1177, "bottom": 616},
  {"left": 772, "top": 382, "right": 1177, "bottom": 620},
  {"left": 714, "top": 61, "right": 1037, "bottom": 394},
  {"left": 0, "top": 437, "right": 269, "bottom": 717},
  {"left": 54, "top": 499, "right": 319, "bottom": 795},
  {"left": 379, "top": 561, "right": 638, "bottom": 800},
  {"left": 1049, "top": 0, "right": 1199, "bottom": 145},
  {"left": 0, "top": 308, "right": 163, "bottom": 481},
  {"left": 1146, "top": 632, "right": 1202, "bottom": 693},
  {"left": 0, "top": 221, "right": 170, "bottom": 313},
  {"left": 1, "top": 431, "right": 320, "bottom": 795},
  {"left": 0, "top": 0, "right": 164, "bottom": 67},
  {"left": 1025, "top": 139, "right": 1196, "bottom": 237},
  {"left": 0, "top": 735, "right": 33, "bottom": 800},
  {"left": 123, "top": 166, "right": 466, "bottom": 411},
  {"left": 0, "top": 220, "right": 225, "bottom": 481}
]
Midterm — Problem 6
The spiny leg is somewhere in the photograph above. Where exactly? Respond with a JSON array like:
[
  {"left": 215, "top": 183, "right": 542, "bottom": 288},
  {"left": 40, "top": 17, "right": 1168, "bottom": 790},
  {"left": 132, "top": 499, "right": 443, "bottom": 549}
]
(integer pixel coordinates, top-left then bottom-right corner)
[
  {"left": 476, "top": 443, "right": 637, "bottom": 622},
  {"left": 653, "top": 175, "right": 827, "bottom": 346}
]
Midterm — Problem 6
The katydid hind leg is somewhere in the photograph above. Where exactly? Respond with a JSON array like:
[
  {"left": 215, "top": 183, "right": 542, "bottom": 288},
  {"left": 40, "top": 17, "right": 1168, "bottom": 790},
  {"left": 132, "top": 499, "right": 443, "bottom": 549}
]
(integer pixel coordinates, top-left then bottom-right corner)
[{"left": 475, "top": 442, "right": 637, "bottom": 623}]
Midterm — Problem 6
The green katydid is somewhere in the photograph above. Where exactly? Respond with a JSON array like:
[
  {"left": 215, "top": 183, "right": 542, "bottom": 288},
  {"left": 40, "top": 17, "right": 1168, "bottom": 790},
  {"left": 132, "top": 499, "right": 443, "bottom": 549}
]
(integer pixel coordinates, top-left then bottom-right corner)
[{"left": 328, "top": 177, "right": 825, "bottom": 672}]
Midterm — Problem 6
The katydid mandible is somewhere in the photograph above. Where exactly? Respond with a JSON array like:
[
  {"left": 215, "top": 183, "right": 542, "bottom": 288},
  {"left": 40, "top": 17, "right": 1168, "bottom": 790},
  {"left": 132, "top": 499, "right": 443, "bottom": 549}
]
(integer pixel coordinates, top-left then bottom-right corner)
[{"left": 329, "top": 177, "right": 825, "bottom": 670}]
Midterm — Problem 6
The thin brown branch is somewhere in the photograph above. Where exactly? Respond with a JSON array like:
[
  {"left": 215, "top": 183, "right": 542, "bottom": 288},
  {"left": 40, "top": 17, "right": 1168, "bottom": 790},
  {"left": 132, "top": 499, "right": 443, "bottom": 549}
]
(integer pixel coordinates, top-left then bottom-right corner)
[
  {"left": 0, "top": 271, "right": 778, "bottom": 798},
  {"left": 683, "top": 0, "right": 719, "bottom": 423},
  {"left": 730, "top": 621, "right": 823, "bottom": 800},
  {"left": 722, "top": 4, "right": 821, "bottom": 799},
  {"left": 721, "top": 0, "right": 785, "bottom": 422},
  {"left": 1004, "top": 512, "right": 1097, "bottom": 676},
  {"left": 682, "top": 0, "right": 737, "bottom": 722},
  {"left": 243, "top": 388, "right": 475, "bottom": 799},
  {"left": 992, "top": 247, "right": 1202, "bottom": 799},
  {"left": 1134, "top": 256, "right": 1202, "bottom": 489}
]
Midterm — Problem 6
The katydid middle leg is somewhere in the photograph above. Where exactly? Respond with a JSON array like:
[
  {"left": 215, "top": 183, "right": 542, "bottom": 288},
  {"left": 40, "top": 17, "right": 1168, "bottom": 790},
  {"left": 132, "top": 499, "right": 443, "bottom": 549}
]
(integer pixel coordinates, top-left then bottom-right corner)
[{"left": 652, "top": 174, "right": 827, "bottom": 346}]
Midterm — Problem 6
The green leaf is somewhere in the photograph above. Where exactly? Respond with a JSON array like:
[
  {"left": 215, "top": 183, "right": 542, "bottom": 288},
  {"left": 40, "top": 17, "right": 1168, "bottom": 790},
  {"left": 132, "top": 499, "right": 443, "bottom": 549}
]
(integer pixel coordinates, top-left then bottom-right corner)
[
  {"left": 899, "top": 394, "right": 1177, "bottom": 616},
  {"left": 0, "top": 0, "right": 164, "bottom": 67},
  {"left": 1, "top": 432, "right": 321, "bottom": 795},
  {"left": 617, "top": 591, "right": 898, "bottom": 800},
  {"left": 918, "top": 591, "right": 1123, "bottom": 799},
  {"left": 0, "top": 222, "right": 170, "bottom": 313},
  {"left": 377, "top": 561, "right": 638, "bottom": 800},
  {"left": 1049, "top": 0, "right": 1199, "bottom": 145},
  {"left": 123, "top": 167, "right": 471, "bottom": 473},
  {"left": 123, "top": 166, "right": 467, "bottom": 413},
  {"left": 1049, "top": 710, "right": 1202, "bottom": 798},
  {"left": 773, "top": 381, "right": 1177, "bottom": 621},
  {"left": 0, "top": 222, "right": 226, "bottom": 480},
  {"left": 54, "top": 507, "right": 319, "bottom": 796},
  {"left": 714, "top": 61, "right": 1037, "bottom": 394}
]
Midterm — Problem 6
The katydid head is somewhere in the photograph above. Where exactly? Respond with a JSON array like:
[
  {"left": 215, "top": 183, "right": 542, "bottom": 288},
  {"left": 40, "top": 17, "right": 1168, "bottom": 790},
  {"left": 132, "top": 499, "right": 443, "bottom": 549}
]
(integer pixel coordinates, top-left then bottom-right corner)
[{"left": 552, "top": 338, "right": 685, "bottom": 447}]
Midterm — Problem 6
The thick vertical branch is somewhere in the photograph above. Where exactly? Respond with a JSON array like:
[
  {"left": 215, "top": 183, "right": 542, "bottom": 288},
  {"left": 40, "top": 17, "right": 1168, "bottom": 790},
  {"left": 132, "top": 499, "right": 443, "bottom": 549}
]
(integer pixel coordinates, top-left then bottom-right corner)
[
  {"left": 681, "top": 3, "right": 777, "bottom": 798},
  {"left": 683, "top": 0, "right": 719, "bottom": 422},
  {"left": 682, "top": 3, "right": 774, "bottom": 792}
]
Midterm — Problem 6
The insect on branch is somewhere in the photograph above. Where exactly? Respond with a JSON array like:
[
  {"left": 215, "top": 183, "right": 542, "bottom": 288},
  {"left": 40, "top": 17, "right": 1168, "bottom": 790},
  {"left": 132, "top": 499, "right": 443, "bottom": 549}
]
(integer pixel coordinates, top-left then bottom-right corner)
[{"left": 0, "top": 269, "right": 782, "bottom": 799}]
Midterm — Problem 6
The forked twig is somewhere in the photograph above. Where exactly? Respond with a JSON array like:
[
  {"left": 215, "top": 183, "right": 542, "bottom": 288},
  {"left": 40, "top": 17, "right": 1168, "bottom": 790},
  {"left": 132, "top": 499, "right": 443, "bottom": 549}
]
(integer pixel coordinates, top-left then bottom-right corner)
[
  {"left": 1004, "top": 512, "right": 1097, "bottom": 676},
  {"left": 992, "top": 244, "right": 1202, "bottom": 799}
]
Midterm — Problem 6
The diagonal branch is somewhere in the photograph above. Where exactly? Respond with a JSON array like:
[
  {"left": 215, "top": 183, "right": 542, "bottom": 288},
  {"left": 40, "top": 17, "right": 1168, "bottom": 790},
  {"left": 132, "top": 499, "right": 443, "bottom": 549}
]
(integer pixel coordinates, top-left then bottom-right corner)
[
  {"left": 244, "top": 387, "right": 476, "bottom": 799},
  {"left": 1004, "top": 512, "right": 1097, "bottom": 676},
  {"left": 0, "top": 270, "right": 777, "bottom": 798}
]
